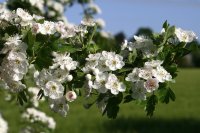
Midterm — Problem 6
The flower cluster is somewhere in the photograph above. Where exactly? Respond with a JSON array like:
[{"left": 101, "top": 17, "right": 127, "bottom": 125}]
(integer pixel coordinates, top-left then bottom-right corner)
[
  {"left": 83, "top": 51, "right": 125, "bottom": 95},
  {"left": 0, "top": 114, "right": 8, "bottom": 133},
  {"left": 34, "top": 52, "right": 78, "bottom": 116},
  {"left": 22, "top": 108, "right": 56, "bottom": 130},
  {"left": 126, "top": 60, "right": 172, "bottom": 100},
  {"left": 0, "top": 35, "right": 28, "bottom": 92}
]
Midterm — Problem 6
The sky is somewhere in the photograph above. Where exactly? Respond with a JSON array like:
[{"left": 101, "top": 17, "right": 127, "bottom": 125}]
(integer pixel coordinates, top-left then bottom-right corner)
[
  {"left": 66, "top": 0, "right": 200, "bottom": 39},
  {"left": 0, "top": 0, "right": 200, "bottom": 39}
]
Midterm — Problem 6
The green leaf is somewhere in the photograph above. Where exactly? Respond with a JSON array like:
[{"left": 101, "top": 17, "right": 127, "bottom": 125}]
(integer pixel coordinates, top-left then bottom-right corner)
[
  {"left": 145, "top": 95, "right": 158, "bottom": 117},
  {"left": 128, "top": 48, "right": 137, "bottom": 64},
  {"left": 162, "top": 20, "right": 169, "bottom": 30},
  {"left": 158, "top": 88, "right": 176, "bottom": 104},
  {"left": 103, "top": 93, "right": 123, "bottom": 119},
  {"left": 123, "top": 95, "right": 133, "bottom": 103}
]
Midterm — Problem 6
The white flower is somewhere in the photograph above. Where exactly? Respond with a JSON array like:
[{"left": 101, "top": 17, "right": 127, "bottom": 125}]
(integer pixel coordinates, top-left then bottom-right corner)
[
  {"left": 95, "top": 18, "right": 105, "bottom": 28},
  {"left": 38, "top": 21, "right": 56, "bottom": 35},
  {"left": 7, "top": 51, "right": 28, "bottom": 74},
  {"left": 121, "top": 40, "right": 128, "bottom": 50},
  {"left": 125, "top": 68, "right": 140, "bottom": 82},
  {"left": 131, "top": 81, "right": 146, "bottom": 100},
  {"left": 88, "top": 3, "right": 102, "bottom": 14},
  {"left": 93, "top": 72, "right": 109, "bottom": 93},
  {"left": 144, "top": 60, "right": 163, "bottom": 68},
  {"left": 34, "top": 69, "right": 53, "bottom": 88},
  {"left": 44, "top": 81, "right": 64, "bottom": 99},
  {"left": 152, "top": 66, "right": 172, "bottom": 83},
  {"left": 81, "top": 18, "right": 95, "bottom": 26},
  {"left": 16, "top": 8, "right": 33, "bottom": 26},
  {"left": 22, "top": 108, "right": 56, "bottom": 130},
  {"left": 105, "top": 74, "right": 126, "bottom": 95},
  {"left": 0, "top": 114, "right": 8, "bottom": 133},
  {"left": 50, "top": 52, "right": 78, "bottom": 71},
  {"left": 175, "top": 28, "right": 198, "bottom": 43},
  {"left": 138, "top": 67, "right": 153, "bottom": 80},
  {"left": 29, "top": 0, "right": 44, "bottom": 12},
  {"left": 49, "top": 97, "right": 69, "bottom": 117},
  {"left": 65, "top": 91, "right": 77, "bottom": 102},
  {"left": 52, "top": 69, "right": 69, "bottom": 83},
  {"left": 0, "top": 35, "right": 27, "bottom": 54},
  {"left": 104, "top": 52, "right": 125, "bottom": 71},
  {"left": 144, "top": 78, "right": 159, "bottom": 93},
  {"left": 85, "top": 74, "right": 92, "bottom": 80},
  {"left": 134, "top": 35, "right": 157, "bottom": 58}
]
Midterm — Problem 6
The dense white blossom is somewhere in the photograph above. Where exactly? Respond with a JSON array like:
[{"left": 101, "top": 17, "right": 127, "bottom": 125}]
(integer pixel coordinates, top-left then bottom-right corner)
[
  {"left": 22, "top": 108, "right": 56, "bottom": 130},
  {"left": 50, "top": 52, "right": 78, "bottom": 71}
]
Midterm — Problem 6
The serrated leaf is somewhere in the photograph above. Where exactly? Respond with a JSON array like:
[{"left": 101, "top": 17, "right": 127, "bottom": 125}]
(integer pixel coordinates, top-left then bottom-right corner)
[
  {"left": 158, "top": 88, "right": 176, "bottom": 104},
  {"left": 123, "top": 95, "right": 133, "bottom": 103},
  {"left": 145, "top": 95, "right": 158, "bottom": 117}
]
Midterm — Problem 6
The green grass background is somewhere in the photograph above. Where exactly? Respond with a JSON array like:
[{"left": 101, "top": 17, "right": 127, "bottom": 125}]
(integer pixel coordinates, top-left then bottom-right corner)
[{"left": 1, "top": 69, "right": 200, "bottom": 133}]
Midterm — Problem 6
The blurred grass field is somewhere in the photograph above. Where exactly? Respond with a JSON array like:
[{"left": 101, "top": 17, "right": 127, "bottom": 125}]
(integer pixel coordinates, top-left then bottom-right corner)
[{"left": 1, "top": 69, "right": 200, "bottom": 133}]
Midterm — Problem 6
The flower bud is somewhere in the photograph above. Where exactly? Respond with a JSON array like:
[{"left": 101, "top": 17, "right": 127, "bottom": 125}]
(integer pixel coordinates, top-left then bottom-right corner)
[{"left": 65, "top": 91, "right": 77, "bottom": 102}]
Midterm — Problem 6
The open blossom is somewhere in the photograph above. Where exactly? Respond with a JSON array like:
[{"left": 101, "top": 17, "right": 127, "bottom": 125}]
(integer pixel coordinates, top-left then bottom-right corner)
[
  {"left": 175, "top": 28, "right": 198, "bottom": 43},
  {"left": 93, "top": 72, "right": 109, "bottom": 93},
  {"left": 50, "top": 52, "right": 78, "bottom": 71},
  {"left": 105, "top": 74, "right": 126, "bottom": 95},
  {"left": 138, "top": 67, "right": 153, "bottom": 80},
  {"left": 38, "top": 21, "right": 56, "bottom": 35},
  {"left": 81, "top": 18, "right": 95, "bottom": 26},
  {"left": 104, "top": 51, "right": 125, "bottom": 71},
  {"left": 16, "top": 8, "right": 33, "bottom": 26},
  {"left": 144, "top": 78, "right": 159, "bottom": 93},
  {"left": 49, "top": 97, "right": 69, "bottom": 117},
  {"left": 152, "top": 66, "right": 172, "bottom": 83},
  {"left": 0, "top": 35, "right": 27, "bottom": 54},
  {"left": 131, "top": 81, "right": 147, "bottom": 100},
  {"left": 144, "top": 60, "right": 163, "bottom": 68},
  {"left": 65, "top": 91, "right": 77, "bottom": 102},
  {"left": 44, "top": 80, "right": 64, "bottom": 99},
  {"left": 125, "top": 68, "right": 140, "bottom": 82}
]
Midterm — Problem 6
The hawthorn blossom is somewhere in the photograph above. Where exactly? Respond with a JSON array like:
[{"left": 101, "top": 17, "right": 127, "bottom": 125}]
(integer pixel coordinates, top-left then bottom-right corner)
[
  {"left": 125, "top": 68, "right": 140, "bottom": 82},
  {"left": 152, "top": 66, "right": 172, "bottom": 83},
  {"left": 50, "top": 52, "right": 78, "bottom": 71},
  {"left": 105, "top": 74, "right": 126, "bottom": 95},
  {"left": 44, "top": 80, "right": 64, "bottom": 99},
  {"left": 144, "top": 78, "right": 159, "bottom": 93},
  {"left": 22, "top": 108, "right": 56, "bottom": 130},
  {"left": 49, "top": 97, "right": 69, "bottom": 117},
  {"left": 131, "top": 81, "right": 147, "bottom": 100},
  {"left": 93, "top": 72, "right": 109, "bottom": 93},
  {"left": 175, "top": 28, "right": 198, "bottom": 43}
]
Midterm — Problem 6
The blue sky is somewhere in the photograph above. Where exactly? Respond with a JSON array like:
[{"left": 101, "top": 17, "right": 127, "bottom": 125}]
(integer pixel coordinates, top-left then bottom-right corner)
[
  {"left": 66, "top": 0, "right": 200, "bottom": 39},
  {"left": 0, "top": 0, "right": 200, "bottom": 39}
]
